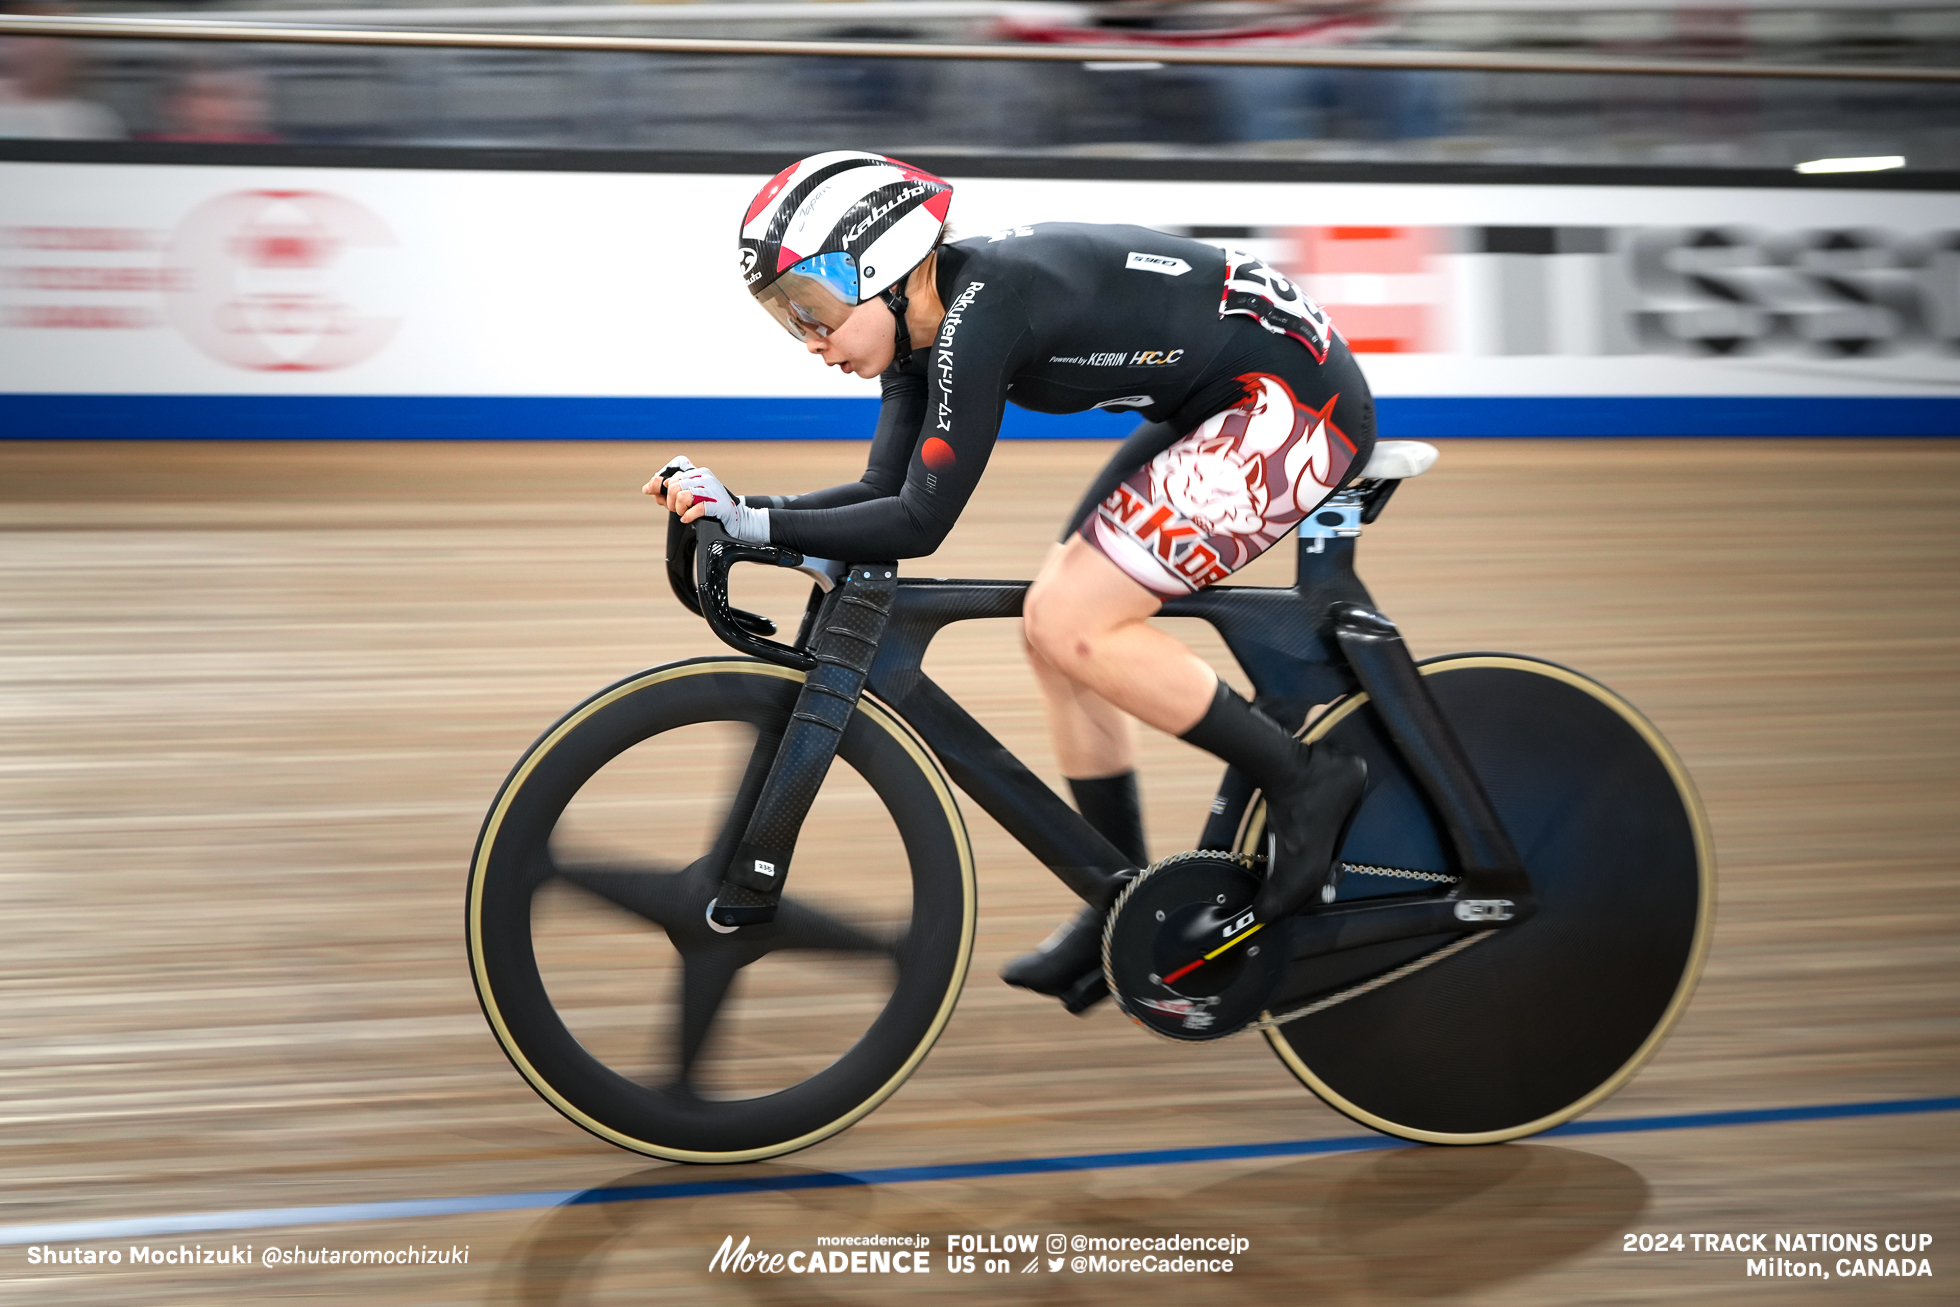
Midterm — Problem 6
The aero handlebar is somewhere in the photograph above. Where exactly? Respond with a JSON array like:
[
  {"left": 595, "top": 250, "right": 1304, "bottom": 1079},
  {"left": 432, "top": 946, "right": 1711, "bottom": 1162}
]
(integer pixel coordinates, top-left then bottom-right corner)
[{"left": 665, "top": 516, "right": 819, "bottom": 671}]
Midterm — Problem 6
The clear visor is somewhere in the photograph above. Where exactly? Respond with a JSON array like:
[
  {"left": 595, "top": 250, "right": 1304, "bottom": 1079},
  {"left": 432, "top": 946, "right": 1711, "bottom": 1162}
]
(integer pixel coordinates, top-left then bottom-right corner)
[{"left": 755, "top": 251, "right": 860, "bottom": 341}]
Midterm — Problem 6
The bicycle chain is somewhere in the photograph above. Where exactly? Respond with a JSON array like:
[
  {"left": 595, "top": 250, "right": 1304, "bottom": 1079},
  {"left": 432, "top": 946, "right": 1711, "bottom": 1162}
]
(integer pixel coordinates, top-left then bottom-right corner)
[
  {"left": 1247, "top": 850, "right": 1460, "bottom": 887},
  {"left": 1338, "top": 861, "right": 1460, "bottom": 885}
]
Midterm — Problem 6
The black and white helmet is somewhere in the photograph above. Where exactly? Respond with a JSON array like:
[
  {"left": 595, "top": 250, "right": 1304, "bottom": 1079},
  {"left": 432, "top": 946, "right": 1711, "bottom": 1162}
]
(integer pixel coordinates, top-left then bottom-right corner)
[{"left": 739, "top": 151, "right": 953, "bottom": 341}]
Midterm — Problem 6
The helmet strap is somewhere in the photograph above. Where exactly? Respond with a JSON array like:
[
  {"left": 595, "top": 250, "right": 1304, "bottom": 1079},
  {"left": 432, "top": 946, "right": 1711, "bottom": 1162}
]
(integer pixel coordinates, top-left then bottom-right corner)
[{"left": 882, "top": 286, "right": 913, "bottom": 371}]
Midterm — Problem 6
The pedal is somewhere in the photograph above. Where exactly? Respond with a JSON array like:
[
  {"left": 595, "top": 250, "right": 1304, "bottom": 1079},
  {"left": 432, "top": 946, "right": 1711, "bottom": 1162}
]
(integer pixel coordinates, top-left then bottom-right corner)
[{"left": 1103, "top": 853, "right": 1288, "bottom": 1042}]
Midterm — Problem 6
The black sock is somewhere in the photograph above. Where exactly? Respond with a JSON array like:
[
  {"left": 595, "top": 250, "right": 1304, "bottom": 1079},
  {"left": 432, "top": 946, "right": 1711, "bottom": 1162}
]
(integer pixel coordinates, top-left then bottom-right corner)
[
  {"left": 1178, "top": 681, "right": 1306, "bottom": 797},
  {"left": 1066, "top": 771, "right": 1149, "bottom": 868}
]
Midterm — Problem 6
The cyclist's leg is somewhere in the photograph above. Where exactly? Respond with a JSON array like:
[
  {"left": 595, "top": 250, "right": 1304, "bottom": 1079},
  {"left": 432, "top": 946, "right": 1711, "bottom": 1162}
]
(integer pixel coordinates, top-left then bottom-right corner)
[
  {"left": 1015, "top": 422, "right": 1191, "bottom": 932},
  {"left": 1025, "top": 418, "right": 1189, "bottom": 784},
  {"left": 1030, "top": 353, "right": 1375, "bottom": 736},
  {"left": 1025, "top": 543, "right": 1360, "bottom": 892},
  {"left": 1010, "top": 535, "right": 1360, "bottom": 999},
  {"left": 1023, "top": 613, "right": 1148, "bottom": 866},
  {"left": 1022, "top": 579, "right": 1138, "bottom": 780},
  {"left": 1006, "top": 426, "right": 1191, "bottom": 1002},
  {"left": 1025, "top": 540, "right": 1217, "bottom": 733},
  {"left": 1007, "top": 569, "right": 1158, "bottom": 1004},
  {"left": 1019, "top": 357, "right": 1377, "bottom": 981}
]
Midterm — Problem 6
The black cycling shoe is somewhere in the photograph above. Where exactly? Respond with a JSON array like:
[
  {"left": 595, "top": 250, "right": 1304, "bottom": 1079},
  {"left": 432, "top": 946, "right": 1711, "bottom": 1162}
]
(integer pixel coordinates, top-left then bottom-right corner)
[
  {"left": 1003, "top": 772, "right": 1145, "bottom": 1013},
  {"left": 1000, "top": 903, "right": 1107, "bottom": 1001},
  {"left": 1252, "top": 742, "right": 1368, "bottom": 923}
]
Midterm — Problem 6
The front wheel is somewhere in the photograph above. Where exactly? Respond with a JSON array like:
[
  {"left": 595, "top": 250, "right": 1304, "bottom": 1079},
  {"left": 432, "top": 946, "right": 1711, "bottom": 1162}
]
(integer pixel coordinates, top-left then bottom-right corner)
[
  {"left": 1250, "top": 655, "right": 1714, "bottom": 1144},
  {"left": 467, "top": 659, "right": 975, "bottom": 1162}
]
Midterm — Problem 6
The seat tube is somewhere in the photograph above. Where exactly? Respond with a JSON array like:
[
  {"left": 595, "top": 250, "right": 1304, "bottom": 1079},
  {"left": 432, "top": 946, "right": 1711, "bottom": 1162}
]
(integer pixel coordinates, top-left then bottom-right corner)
[{"left": 1331, "top": 604, "right": 1535, "bottom": 910}]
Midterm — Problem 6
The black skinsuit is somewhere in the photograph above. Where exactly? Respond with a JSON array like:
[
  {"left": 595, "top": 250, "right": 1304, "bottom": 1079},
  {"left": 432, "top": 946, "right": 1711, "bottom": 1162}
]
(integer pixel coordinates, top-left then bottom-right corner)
[{"left": 749, "top": 222, "right": 1376, "bottom": 561}]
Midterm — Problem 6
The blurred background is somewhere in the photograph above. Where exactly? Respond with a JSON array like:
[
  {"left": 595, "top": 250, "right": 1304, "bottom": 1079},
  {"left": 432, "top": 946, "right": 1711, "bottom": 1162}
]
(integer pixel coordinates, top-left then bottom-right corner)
[
  {"left": 0, "top": 0, "right": 1955, "bottom": 169},
  {"left": 1, "top": 6, "right": 1956, "bottom": 1305}
]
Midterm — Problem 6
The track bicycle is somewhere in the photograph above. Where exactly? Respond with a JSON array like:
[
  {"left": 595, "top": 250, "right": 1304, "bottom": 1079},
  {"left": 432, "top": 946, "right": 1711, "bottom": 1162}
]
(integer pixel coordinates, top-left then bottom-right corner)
[{"left": 466, "top": 441, "right": 1712, "bottom": 1162}]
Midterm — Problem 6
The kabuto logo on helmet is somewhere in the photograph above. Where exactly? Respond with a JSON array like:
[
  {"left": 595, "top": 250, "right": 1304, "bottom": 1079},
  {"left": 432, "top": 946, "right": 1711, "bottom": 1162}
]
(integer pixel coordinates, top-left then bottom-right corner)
[{"left": 842, "top": 183, "right": 930, "bottom": 247}]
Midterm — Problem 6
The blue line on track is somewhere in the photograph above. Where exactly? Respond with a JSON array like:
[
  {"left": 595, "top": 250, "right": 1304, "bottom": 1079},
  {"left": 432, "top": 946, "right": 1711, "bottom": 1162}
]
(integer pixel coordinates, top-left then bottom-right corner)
[{"left": 3, "top": 1094, "right": 1955, "bottom": 1247}]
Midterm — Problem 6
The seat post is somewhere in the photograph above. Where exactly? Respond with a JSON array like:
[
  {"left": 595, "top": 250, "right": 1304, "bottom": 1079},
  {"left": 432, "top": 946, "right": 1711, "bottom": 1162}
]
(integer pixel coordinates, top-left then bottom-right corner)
[{"left": 1295, "top": 485, "right": 1367, "bottom": 583}]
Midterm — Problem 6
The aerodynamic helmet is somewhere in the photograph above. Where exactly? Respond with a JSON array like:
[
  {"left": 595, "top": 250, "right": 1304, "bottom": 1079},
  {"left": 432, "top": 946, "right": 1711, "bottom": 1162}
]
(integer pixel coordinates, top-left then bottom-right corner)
[{"left": 739, "top": 151, "right": 953, "bottom": 341}]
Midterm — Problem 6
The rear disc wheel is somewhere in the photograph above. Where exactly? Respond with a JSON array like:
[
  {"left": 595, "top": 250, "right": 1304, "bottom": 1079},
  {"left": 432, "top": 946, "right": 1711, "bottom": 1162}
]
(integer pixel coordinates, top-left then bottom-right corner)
[{"left": 1248, "top": 655, "right": 1713, "bottom": 1144}]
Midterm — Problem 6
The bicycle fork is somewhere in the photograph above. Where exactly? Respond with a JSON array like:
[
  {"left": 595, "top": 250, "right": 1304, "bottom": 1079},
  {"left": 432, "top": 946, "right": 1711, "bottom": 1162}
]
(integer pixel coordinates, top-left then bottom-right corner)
[{"left": 708, "top": 564, "right": 898, "bottom": 928}]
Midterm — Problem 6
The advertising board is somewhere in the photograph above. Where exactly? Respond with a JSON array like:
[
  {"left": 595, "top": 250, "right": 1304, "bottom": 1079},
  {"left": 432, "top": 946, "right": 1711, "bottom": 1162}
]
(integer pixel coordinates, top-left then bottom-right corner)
[{"left": 2, "top": 154, "right": 1954, "bottom": 438}]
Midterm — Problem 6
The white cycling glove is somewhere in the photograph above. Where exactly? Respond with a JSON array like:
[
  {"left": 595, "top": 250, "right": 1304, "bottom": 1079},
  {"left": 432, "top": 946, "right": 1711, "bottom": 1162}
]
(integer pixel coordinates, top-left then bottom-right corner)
[{"left": 660, "top": 455, "right": 771, "bottom": 545}]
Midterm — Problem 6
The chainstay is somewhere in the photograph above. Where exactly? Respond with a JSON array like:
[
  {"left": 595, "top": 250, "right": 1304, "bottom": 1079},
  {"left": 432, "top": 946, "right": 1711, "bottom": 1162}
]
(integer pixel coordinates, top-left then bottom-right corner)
[{"left": 1254, "top": 931, "right": 1491, "bottom": 1030}]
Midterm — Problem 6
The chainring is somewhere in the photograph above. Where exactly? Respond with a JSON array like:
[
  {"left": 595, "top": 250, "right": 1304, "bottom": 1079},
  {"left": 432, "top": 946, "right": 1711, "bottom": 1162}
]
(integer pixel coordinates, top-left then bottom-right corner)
[{"left": 1102, "top": 852, "right": 1289, "bottom": 1042}]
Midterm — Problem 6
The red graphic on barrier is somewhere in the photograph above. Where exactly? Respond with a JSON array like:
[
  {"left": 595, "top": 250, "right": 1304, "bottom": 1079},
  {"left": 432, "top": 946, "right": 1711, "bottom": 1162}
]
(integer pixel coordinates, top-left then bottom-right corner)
[
  {"left": 1, "top": 225, "right": 170, "bottom": 331},
  {"left": 1289, "top": 226, "right": 1443, "bottom": 354},
  {"left": 164, "top": 190, "right": 400, "bottom": 372}
]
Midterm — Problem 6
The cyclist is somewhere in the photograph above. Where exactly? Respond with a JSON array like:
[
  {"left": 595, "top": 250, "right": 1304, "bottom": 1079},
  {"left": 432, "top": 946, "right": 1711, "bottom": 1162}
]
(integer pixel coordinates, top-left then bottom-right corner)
[{"left": 648, "top": 151, "right": 1372, "bottom": 1008}]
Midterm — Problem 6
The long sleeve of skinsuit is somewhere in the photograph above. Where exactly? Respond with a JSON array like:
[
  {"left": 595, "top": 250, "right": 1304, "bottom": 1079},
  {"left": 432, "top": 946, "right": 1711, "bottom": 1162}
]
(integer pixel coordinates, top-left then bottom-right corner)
[
  {"left": 743, "top": 367, "right": 925, "bottom": 516},
  {"left": 758, "top": 267, "right": 1034, "bottom": 560}
]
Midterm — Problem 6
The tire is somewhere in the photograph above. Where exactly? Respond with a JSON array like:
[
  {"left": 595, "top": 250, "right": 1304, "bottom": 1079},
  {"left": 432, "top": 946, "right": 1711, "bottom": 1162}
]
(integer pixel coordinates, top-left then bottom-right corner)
[
  {"left": 467, "top": 658, "right": 975, "bottom": 1162},
  {"left": 1250, "top": 655, "right": 1713, "bottom": 1144}
]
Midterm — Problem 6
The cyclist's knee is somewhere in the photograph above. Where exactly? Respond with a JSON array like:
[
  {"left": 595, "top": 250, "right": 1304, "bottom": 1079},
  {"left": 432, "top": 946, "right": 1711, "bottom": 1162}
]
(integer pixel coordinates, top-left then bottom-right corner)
[
  {"left": 1020, "top": 622, "right": 1056, "bottom": 676},
  {"left": 1027, "top": 539, "right": 1158, "bottom": 675},
  {"left": 1026, "top": 580, "right": 1111, "bottom": 678},
  {"left": 1022, "top": 545, "right": 1067, "bottom": 667},
  {"left": 1023, "top": 574, "right": 1086, "bottom": 671}
]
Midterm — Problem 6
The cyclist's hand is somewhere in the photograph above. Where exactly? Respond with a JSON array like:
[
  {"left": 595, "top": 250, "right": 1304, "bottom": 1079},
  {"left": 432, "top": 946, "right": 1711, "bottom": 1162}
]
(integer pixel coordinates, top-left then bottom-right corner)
[
  {"left": 642, "top": 455, "right": 695, "bottom": 512},
  {"left": 664, "top": 461, "right": 731, "bottom": 524},
  {"left": 648, "top": 460, "right": 771, "bottom": 544}
]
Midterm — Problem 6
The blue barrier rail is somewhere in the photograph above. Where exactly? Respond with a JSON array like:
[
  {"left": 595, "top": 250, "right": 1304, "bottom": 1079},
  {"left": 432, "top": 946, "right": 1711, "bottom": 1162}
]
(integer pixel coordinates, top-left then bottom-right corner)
[{"left": 4, "top": 395, "right": 1956, "bottom": 441}]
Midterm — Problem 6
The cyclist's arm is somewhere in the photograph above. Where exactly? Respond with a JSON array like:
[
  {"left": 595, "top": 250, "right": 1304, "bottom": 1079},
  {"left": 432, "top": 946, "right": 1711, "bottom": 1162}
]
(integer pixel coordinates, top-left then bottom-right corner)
[
  {"left": 742, "top": 369, "right": 924, "bottom": 511},
  {"left": 765, "top": 282, "right": 1033, "bottom": 560}
]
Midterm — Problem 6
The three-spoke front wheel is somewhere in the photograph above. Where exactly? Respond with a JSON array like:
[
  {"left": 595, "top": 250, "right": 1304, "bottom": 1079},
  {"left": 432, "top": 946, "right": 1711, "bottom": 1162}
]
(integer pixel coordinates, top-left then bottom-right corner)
[{"left": 467, "top": 659, "right": 975, "bottom": 1162}]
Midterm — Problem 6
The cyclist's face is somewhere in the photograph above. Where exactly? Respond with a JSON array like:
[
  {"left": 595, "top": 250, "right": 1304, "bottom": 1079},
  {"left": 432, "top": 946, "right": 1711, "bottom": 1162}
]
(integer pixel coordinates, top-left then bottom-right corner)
[{"left": 804, "top": 298, "right": 895, "bottom": 379}]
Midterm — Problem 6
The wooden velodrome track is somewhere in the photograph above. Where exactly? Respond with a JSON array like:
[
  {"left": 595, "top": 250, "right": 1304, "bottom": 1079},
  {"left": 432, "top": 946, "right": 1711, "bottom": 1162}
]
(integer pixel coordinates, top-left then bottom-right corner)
[{"left": 1, "top": 437, "right": 1955, "bottom": 1305}]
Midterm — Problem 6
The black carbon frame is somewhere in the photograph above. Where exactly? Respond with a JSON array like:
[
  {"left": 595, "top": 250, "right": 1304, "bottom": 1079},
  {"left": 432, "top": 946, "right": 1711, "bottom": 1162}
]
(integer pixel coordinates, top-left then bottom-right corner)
[{"left": 678, "top": 520, "right": 1534, "bottom": 950}]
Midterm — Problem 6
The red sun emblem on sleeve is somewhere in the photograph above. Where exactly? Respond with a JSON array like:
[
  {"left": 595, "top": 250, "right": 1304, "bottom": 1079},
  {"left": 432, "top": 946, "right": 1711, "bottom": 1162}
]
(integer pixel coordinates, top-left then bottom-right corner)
[{"left": 922, "top": 437, "right": 957, "bottom": 472}]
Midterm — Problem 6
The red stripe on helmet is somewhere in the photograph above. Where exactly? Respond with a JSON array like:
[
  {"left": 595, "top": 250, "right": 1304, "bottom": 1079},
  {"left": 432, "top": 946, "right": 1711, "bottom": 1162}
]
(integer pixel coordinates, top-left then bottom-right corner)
[
  {"left": 892, "top": 161, "right": 950, "bottom": 188},
  {"left": 744, "top": 163, "right": 799, "bottom": 227}
]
